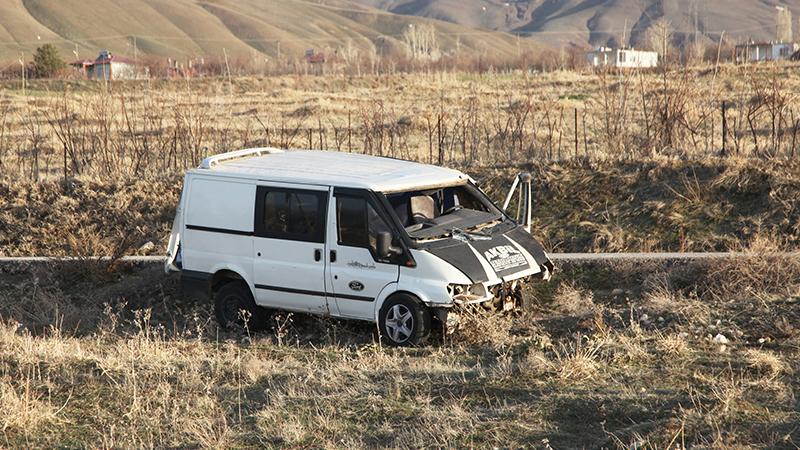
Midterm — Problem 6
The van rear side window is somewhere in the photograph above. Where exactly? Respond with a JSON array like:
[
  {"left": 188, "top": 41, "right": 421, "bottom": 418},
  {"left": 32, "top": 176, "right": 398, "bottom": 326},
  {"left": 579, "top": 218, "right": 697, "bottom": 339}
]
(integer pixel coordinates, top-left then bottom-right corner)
[{"left": 255, "top": 187, "right": 327, "bottom": 243}]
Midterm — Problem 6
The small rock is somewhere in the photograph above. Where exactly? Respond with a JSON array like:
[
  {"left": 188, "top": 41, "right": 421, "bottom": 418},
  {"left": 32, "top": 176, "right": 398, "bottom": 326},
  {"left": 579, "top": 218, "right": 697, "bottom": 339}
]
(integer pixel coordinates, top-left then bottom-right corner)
[
  {"left": 640, "top": 313, "right": 649, "bottom": 322},
  {"left": 713, "top": 333, "right": 729, "bottom": 344},
  {"left": 139, "top": 241, "right": 155, "bottom": 253},
  {"left": 611, "top": 288, "right": 624, "bottom": 296},
  {"left": 657, "top": 316, "right": 665, "bottom": 322}
]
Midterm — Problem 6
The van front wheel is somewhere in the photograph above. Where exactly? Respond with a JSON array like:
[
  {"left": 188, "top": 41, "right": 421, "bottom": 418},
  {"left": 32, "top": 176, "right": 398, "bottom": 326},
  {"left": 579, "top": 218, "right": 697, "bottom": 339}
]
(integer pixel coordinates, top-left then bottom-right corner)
[
  {"left": 214, "top": 282, "right": 269, "bottom": 332},
  {"left": 378, "top": 294, "right": 431, "bottom": 346}
]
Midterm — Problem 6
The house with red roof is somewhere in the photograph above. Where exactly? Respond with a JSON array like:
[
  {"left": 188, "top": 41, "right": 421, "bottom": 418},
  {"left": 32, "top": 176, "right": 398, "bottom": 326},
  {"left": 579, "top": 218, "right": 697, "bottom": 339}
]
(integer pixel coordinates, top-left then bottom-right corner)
[{"left": 69, "top": 50, "right": 136, "bottom": 80}]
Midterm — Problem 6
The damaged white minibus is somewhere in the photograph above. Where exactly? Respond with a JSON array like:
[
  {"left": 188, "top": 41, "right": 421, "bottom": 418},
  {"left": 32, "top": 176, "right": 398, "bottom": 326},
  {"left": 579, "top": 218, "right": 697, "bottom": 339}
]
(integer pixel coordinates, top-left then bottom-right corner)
[{"left": 165, "top": 148, "right": 552, "bottom": 345}]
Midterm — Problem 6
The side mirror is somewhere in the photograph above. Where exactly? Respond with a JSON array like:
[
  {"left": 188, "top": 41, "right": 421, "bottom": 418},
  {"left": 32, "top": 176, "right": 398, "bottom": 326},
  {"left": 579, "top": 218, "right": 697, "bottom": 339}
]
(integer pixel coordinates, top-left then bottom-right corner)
[{"left": 376, "top": 231, "right": 396, "bottom": 259}]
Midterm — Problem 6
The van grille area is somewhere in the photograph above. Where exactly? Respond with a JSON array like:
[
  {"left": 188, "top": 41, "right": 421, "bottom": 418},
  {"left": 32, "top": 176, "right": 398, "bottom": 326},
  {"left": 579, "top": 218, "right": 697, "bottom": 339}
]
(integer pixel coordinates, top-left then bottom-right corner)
[{"left": 486, "top": 278, "right": 526, "bottom": 312}]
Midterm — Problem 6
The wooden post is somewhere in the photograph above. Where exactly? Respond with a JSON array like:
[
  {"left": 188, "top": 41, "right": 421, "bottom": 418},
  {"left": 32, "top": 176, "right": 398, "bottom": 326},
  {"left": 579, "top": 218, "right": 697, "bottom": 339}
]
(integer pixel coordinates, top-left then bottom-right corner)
[
  {"left": 721, "top": 101, "right": 727, "bottom": 156},
  {"left": 574, "top": 108, "right": 579, "bottom": 158},
  {"left": 437, "top": 114, "right": 443, "bottom": 165},
  {"left": 318, "top": 118, "right": 323, "bottom": 150}
]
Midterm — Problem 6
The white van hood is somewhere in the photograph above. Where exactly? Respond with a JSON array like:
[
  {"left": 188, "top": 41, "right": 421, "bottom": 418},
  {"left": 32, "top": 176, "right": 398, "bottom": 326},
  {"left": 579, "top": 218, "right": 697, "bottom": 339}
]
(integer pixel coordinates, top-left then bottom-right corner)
[{"left": 418, "top": 227, "right": 552, "bottom": 283}]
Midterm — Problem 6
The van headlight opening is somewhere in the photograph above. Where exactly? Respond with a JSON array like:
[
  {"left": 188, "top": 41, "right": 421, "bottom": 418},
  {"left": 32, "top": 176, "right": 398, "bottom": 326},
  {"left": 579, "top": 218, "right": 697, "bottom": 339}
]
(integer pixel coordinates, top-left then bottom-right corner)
[{"left": 447, "top": 283, "right": 488, "bottom": 304}]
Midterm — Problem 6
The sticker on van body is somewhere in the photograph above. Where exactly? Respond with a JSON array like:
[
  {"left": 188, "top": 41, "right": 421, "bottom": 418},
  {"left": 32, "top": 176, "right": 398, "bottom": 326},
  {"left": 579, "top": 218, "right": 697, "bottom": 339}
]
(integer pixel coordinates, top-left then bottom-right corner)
[
  {"left": 469, "top": 236, "right": 531, "bottom": 278},
  {"left": 482, "top": 245, "right": 527, "bottom": 272}
]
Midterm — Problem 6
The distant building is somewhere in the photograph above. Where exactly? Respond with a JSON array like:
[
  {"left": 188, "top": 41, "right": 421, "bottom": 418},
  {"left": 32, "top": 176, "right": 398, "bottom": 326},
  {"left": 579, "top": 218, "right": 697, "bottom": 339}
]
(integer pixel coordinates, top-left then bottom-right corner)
[
  {"left": 735, "top": 41, "right": 799, "bottom": 63},
  {"left": 587, "top": 47, "right": 658, "bottom": 69},
  {"left": 69, "top": 59, "right": 93, "bottom": 76},
  {"left": 70, "top": 51, "right": 137, "bottom": 80},
  {"left": 304, "top": 49, "right": 326, "bottom": 64},
  {"left": 89, "top": 50, "right": 136, "bottom": 79}
]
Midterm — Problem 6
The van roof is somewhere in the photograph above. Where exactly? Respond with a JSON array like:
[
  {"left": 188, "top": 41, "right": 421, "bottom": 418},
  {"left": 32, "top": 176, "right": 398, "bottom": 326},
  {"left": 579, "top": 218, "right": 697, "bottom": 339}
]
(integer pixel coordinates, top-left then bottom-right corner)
[{"left": 194, "top": 148, "right": 469, "bottom": 192}]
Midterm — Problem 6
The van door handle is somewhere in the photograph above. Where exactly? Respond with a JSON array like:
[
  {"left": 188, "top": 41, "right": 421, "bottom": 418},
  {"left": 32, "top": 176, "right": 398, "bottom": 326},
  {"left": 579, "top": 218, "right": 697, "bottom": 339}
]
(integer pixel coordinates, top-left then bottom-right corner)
[
  {"left": 314, "top": 249, "right": 322, "bottom": 262},
  {"left": 330, "top": 250, "right": 337, "bottom": 262}
]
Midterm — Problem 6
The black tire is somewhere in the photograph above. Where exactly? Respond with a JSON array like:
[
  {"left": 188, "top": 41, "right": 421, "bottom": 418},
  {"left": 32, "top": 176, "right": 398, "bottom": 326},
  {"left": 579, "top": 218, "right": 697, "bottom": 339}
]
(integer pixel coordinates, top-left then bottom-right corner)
[
  {"left": 214, "top": 281, "right": 270, "bottom": 332},
  {"left": 378, "top": 294, "right": 431, "bottom": 346}
]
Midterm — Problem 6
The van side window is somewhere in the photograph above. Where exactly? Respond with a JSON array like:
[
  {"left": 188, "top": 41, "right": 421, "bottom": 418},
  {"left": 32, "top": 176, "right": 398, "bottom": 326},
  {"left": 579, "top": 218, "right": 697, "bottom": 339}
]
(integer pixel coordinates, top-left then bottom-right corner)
[
  {"left": 255, "top": 187, "right": 327, "bottom": 243},
  {"left": 336, "top": 195, "right": 392, "bottom": 256}
]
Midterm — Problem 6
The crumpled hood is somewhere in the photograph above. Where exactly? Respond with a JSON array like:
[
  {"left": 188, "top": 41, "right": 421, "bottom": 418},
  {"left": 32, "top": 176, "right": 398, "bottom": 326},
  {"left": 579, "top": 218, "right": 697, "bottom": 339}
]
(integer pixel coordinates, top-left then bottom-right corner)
[{"left": 419, "top": 226, "right": 553, "bottom": 283}]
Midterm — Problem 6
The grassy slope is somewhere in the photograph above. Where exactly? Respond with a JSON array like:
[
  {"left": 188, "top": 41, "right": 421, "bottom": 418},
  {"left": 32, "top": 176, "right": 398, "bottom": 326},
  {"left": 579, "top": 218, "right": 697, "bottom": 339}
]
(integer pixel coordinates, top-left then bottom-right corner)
[
  {"left": 0, "top": 253, "right": 797, "bottom": 447},
  {"left": 1, "top": 159, "right": 798, "bottom": 257},
  {"left": 0, "top": 0, "right": 543, "bottom": 61}
]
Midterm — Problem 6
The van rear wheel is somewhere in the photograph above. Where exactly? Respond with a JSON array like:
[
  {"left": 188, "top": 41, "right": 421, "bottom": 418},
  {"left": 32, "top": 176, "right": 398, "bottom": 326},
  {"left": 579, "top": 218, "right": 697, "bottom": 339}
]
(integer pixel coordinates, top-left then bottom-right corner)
[
  {"left": 379, "top": 294, "right": 431, "bottom": 346},
  {"left": 214, "top": 282, "right": 269, "bottom": 332}
]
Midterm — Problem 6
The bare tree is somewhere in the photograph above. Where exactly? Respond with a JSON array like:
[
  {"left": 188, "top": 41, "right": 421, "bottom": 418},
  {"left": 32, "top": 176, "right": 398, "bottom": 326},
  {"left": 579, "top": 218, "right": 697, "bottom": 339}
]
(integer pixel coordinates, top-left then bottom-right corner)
[
  {"left": 402, "top": 24, "right": 439, "bottom": 60},
  {"left": 776, "top": 7, "right": 793, "bottom": 43},
  {"left": 646, "top": 19, "right": 674, "bottom": 61}
]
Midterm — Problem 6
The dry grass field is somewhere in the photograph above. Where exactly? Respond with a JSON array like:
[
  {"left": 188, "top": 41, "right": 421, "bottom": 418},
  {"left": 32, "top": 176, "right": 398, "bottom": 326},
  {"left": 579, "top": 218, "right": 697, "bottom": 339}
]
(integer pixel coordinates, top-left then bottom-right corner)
[
  {"left": 1, "top": 67, "right": 800, "bottom": 447},
  {"left": 2, "top": 63, "right": 800, "bottom": 181},
  {"left": 0, "top": 249, "right": 798, "bottom": 447},
  {"left": 1, "top": 64, "right": 800, "bottom": 256}
]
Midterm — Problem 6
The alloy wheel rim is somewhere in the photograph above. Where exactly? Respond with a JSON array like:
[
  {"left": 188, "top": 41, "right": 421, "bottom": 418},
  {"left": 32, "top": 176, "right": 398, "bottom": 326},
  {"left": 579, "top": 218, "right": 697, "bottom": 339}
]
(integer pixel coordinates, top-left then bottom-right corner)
[{"left": 384, "top": 304, "right": 414, "bottom": 343}]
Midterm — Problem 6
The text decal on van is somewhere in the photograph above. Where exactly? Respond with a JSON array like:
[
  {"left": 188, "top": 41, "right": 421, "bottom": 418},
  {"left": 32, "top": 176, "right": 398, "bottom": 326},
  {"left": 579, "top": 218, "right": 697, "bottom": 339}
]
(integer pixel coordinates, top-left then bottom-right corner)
[{"left": 483, "top": 245, "right": 527, "bottom": 272}]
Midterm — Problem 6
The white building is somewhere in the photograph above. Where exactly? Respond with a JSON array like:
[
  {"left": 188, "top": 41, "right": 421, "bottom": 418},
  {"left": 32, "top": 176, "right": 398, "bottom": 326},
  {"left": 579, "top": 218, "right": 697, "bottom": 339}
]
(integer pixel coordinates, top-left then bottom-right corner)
[
  {"left": 87, "top": 50, "right": 136, "bottom": 80},
  {"left": 735, "top": 41, "right": 799, "bottom": 63},
  {"left": 587, "top": 47, "right": 658, "bottom": 69}
]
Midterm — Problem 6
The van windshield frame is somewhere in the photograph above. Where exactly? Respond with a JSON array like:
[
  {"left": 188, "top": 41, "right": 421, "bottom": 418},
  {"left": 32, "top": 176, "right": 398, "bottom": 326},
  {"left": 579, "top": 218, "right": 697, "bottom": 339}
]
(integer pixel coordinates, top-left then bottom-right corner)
[{"left": 377, "top": 182, "right": 509, "bottom": 242}]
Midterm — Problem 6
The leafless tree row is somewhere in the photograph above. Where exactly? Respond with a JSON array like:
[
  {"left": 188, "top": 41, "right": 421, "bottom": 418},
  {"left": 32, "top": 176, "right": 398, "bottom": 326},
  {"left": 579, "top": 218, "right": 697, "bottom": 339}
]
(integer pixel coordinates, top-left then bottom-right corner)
[{"left": 0, "top": 68, "right": 797, "bottom": 182}]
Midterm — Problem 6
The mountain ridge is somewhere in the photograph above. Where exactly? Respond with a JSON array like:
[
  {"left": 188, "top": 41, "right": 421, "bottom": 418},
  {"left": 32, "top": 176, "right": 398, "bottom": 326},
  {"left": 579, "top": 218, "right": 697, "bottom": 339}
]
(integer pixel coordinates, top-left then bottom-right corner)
[{"left": 355, "top": 0, "right": 800, "bottom": 48}]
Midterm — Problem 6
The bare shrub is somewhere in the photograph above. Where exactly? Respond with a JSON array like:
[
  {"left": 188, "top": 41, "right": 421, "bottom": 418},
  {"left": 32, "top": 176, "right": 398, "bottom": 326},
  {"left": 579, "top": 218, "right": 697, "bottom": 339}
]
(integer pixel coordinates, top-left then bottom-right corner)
[
  {"left": 744, "top": 348, "right": 791, "bottom": 380},
  {"left": 704, "top": 235, "right": 800, "bottom": 300},
  {"left": 549, "top": 336, "right": 603, "bottom": 382},
  {"left": 0, "top": 374, "right": 60, "bottom": 433},
  {"left": 449, "top": 306, "right": 515, "bottom": 347},
  {"left": 551, "top": 281, "right": 595, "bottom": 314},
  {"left": 656, "top": 332, "right": 691, "bottom": 358}
]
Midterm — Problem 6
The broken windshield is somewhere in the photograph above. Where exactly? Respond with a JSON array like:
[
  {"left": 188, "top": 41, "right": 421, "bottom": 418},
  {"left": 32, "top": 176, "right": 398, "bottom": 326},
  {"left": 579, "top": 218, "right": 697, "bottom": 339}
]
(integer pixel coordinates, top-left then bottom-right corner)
[{"left": 383, "top": 183, "right": 506, "bottom": 240}]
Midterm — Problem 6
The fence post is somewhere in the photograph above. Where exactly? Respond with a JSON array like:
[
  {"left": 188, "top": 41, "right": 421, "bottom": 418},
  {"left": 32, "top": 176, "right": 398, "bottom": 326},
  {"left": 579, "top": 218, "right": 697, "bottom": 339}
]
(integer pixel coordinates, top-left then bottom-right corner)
[
  {"left": 721, "top": 100, "right": 727, "bottom": 156},
  {"left": 574, "top": 108, "right": 579, "bottom": 158}
]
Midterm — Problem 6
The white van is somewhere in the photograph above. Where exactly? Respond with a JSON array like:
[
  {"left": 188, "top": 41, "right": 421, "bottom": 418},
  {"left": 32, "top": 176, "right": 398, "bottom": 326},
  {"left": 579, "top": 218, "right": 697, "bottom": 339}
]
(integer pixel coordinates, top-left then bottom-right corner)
[{"left": 165, "top": 148, "right": 552, "bottom": 346}]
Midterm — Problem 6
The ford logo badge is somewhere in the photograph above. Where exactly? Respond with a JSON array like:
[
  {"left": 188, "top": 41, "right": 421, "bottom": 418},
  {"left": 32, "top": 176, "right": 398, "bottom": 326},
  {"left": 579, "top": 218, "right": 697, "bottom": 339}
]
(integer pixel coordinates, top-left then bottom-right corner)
[{"left": 348, "top": 281, "right": 364, "bottom": 291}]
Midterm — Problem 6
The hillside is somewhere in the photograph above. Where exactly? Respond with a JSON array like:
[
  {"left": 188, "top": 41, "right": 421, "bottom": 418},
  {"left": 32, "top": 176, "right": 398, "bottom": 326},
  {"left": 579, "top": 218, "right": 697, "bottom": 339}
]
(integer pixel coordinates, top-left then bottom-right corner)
[
  {"left": 0, "top": 0, "right": 543, "bottom": 63},
  {"left": 355, "top": 0, "right": 800, "bottom": 48}
]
